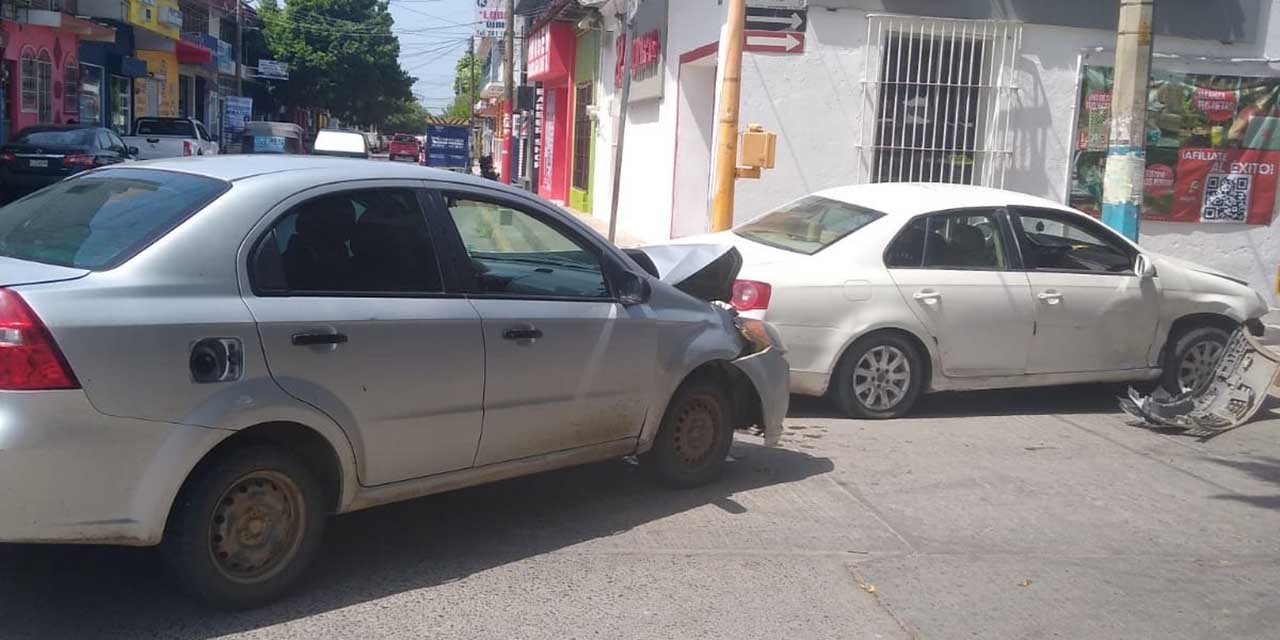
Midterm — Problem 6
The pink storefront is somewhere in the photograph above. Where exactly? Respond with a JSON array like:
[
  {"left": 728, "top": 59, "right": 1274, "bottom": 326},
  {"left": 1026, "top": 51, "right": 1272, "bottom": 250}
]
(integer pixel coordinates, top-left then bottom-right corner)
[
  {"left": 526, "top": 21, "right": 575, "bottom": 205},
  {"left": 2, "top": 21, "right": 81, "bottom": 135}
]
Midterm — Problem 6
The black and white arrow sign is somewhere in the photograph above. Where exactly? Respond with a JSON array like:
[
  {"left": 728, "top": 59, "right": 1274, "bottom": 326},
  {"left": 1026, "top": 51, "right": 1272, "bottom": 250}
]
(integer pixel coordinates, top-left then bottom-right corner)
[
  {"left": 744, "top": 30, "right": 806, "bottom": 54},
  {"left": 745, "top": 7, "right": 807, "bottom": 32}
]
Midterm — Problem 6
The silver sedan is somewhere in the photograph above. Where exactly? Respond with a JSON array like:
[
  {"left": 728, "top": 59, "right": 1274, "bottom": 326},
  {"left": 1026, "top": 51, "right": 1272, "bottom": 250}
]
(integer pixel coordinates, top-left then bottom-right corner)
[{"left": 0, "top": 156, "right": 787, "bottom": 607}]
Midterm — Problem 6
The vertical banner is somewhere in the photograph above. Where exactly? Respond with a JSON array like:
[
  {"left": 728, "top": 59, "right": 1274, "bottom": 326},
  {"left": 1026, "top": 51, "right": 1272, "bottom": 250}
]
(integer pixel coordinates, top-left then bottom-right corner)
[{"left": 1071, "top": 66, "right": 1280, "bottom": 225}]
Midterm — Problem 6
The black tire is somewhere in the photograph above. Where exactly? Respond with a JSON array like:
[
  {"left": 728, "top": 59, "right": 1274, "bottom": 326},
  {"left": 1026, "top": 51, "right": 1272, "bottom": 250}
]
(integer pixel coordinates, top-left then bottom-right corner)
[
  {"left": 644, "top": 376, "right": 734, "bottom": 489},
  {"left": 1160, "top": 325, "right": 1231, "bottom": 395},
  {"left": 831, "top": 332, "right": 926, "bottom": 419},
  {"left": 163, "top": 445, "right": 327, "bottom": 609}
]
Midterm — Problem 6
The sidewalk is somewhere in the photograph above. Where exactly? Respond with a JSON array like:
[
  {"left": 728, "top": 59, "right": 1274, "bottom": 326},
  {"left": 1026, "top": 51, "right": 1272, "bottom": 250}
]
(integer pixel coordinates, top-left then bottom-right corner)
[{"left": 564, "top": 207, "right": 645, "bottom": 248}]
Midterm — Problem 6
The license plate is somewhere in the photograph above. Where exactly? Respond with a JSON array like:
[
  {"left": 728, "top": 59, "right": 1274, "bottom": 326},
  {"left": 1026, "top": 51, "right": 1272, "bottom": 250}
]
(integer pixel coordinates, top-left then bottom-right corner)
[{"left": 27, "top": 159, "right": 47, "bottom": 168}]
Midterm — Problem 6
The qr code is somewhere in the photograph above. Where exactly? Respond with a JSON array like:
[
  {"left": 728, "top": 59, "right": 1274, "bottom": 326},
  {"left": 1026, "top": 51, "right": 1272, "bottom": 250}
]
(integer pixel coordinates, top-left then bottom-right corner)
[{"left": 1201, "top": 173, "right": 1251, "bottom": 222}]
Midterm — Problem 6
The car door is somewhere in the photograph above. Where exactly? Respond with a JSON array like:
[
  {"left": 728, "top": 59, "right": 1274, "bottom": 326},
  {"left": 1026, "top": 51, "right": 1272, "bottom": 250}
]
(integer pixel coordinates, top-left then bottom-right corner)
[
  {"left": 1010, "top": 207, "right": 1160, "bottom": 374},
  {"left": 427, "top": 188, "right": 657, "bottom": 467},
  {"left": 242, "top": 184, "right": 486, "bottom": 486},
  {"left": 885, "top": 208, "right": 1035, "bottom": 377}
]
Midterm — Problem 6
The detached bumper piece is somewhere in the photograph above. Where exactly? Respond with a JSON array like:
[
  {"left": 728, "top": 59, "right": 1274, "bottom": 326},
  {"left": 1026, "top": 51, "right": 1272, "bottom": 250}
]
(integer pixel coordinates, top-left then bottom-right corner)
[{"left": 1121, "top": 329, "right": 1280, "bottom": 437}]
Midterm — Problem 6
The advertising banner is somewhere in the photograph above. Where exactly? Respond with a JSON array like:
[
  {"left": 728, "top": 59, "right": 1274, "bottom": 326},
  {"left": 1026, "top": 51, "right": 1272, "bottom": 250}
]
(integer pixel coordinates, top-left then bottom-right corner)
[
  {"left": 1071, "top": 66, "right": 1280, "bottom": 225},
  {"left": 475, "top": 0, "right": 506, "bottom": 38},
  {"left": 223, "top": 96, "right": 252, "bottom": 134}
]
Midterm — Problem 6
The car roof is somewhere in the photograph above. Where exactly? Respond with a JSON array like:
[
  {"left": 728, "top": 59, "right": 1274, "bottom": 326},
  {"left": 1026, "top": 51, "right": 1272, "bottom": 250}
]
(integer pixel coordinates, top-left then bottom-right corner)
[
  {"left": 113, "top": 154, "right": 498, "bottom": 187},
  {"left": 812, "top": 182, "right": 1078, "bottom": 217}
]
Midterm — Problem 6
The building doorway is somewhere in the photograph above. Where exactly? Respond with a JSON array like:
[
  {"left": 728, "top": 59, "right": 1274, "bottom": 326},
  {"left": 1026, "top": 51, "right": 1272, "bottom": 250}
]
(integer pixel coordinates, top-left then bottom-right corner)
[
  {"left": 570, "top": 81, "right": 594, "bottom": 212},
  {"left": 670, "top": 45, "right": 718, "bottom": 238}
]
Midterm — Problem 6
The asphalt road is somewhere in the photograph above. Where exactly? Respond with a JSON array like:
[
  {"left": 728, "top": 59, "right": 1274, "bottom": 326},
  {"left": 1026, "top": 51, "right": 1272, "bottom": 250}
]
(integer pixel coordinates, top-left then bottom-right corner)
[{"left": 2, "top": 385, "right": 1279, "bottom": 639}]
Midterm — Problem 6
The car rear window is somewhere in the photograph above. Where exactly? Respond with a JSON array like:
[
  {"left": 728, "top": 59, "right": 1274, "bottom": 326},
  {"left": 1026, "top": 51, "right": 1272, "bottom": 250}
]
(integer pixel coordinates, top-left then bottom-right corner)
[
  {"left": 135, "top": 119, "right": 196, "bottom": 137},
  {"left": 734, "top": 195, "right": 884, "bottom": 254},
  {"left": 0, "top": 168, "right": 228, "bottom": 269},
  {"left": 14, "top": 129, "right": 94, "bottom": 146},
  {"left": 393, "top": 134, "right": 417, "bottom": 143}
]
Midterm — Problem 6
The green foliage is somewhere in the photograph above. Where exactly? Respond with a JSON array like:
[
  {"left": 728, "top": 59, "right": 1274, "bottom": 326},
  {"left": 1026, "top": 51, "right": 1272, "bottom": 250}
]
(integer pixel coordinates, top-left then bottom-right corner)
[
  {"left": 258, "top": 0, "right": 415, "bottom": 127},
  {"left": 383, "top": 99, "right": 430, "bottom": 134},
  {"left": 445, "top": 52, "right": 481, "bottom": 120}
]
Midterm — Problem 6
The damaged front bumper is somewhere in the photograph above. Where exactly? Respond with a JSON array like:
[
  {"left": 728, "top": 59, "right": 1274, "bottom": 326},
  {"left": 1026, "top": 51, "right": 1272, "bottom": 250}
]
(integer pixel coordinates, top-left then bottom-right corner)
[{"left": 730, "top": 345, "right": 790, "bottom": 447}]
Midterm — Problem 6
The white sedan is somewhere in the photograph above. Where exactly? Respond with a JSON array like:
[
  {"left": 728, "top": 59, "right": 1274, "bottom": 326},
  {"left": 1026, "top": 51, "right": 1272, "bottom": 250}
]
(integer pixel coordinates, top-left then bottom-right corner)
[{"left": 695, "top": 183, "right": 1270, "bottom": 418}]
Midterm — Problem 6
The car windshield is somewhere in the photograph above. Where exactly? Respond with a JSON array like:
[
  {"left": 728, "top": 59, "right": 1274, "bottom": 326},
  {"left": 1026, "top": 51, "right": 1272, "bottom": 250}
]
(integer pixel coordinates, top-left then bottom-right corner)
[
  {"left": 0, "top": 168, "right": 228, "bottom": 269},
  {"left": 14, "top": 129, "right": 93, "bottom": 146},
  {"left": 134, "top": 119, "right": 196, "bottom": 137},
  {"left": 735, "top": 195, "right": 884, "bottom": 254}
]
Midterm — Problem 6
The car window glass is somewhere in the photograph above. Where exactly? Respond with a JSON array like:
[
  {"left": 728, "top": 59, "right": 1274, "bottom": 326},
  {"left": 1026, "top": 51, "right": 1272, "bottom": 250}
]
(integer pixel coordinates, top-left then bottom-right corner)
[
  {"left": 258, "top": 189, "right": 442, "bottom": 294},
  {"left": 444, "top": 196, "right": 610, "bottom": 299},
  {"left": 919, "top": 211, "right": 1006, "bottom": 269},
  {"left": 111, "top": 133, "right": 127, "bottom": 150},
  {"left": 195, "top": 122, "right": 209, "bottom": 139},
  {"left": 734, "top": 195, "right": 883, "bottom": 255},
  {"left": 1016, "top": 211, "right": 1132, "bottom": 273},
  {"left": 96, "top": 131, "right": 113, "bottom": 150},
  {"left": 885, "top": 216, "right": 927, "bottom": 267}
]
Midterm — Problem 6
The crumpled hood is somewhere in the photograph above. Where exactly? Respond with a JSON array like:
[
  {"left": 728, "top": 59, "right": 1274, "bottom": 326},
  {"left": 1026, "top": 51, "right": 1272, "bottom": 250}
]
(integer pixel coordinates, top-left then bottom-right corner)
[{"left": 632, "top": 243, "right": 743, "bottom": 303}]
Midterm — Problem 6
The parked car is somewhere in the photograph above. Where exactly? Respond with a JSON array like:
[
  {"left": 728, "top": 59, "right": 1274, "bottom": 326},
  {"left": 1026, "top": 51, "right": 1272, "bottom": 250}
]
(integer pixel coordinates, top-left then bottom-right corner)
[
  {"left": 0, "top": 125, "right": 135, "bottom": 199},
  {"left": 311, "top": 129, "right": 370, "bottom": 159},
  {"left": 387, "top": 133, "right": 421, "bottom": 162},
  {"left": 123, "top": 117, "right": 219, "bottom": 159},
  {"left": 242, "top": 121, "right": 306, "bottom": 154},
  {"left": 689, "top": 182, "right": 1269, "bottom": 419},
  {"left": 0, "top": 156, "right": 787, "bottom": 608}
]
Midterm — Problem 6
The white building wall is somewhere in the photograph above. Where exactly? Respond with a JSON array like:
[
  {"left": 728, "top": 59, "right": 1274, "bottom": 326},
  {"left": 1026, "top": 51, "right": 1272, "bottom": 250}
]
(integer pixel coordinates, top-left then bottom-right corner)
[{"left": 590, "top": 0, "right": 1280, "bottom": 304}]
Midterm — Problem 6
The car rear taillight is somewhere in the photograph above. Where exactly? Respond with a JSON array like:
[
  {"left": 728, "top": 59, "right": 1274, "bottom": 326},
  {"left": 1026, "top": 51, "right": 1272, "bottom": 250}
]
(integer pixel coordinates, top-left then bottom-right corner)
[
  {"left": 0, "top": 289, "right": 79, "bottom": 390},
  {"left": 731, "top": 280, "right": 772, "bottom": 312},
  {"left": 183, "top": 141, "right": 193, "bottom": 156},
  {"left": 0, "top": 151, "right": 15, "bottom": 164},
  {"left": 63, "top": 154, "right": 96, "bottom": 168}
]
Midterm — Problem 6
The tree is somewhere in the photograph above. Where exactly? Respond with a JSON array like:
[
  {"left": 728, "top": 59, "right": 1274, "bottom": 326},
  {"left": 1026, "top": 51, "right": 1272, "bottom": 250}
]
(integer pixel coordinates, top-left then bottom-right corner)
[
  {"left": 383, "top": 99, "right": 430, "bottom": 133},
  {"left": 258, "top": 0, "right": 415, "bottom": 127},
  {"left": 445, "top": 52, "right": 482, "bottom": 120}
]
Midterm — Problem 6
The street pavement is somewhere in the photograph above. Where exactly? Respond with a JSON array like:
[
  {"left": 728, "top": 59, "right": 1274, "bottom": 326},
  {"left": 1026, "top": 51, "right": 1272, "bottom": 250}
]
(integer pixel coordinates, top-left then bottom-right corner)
[{"left": 1, "top": 383, "right": 1279, "bottom": 639}]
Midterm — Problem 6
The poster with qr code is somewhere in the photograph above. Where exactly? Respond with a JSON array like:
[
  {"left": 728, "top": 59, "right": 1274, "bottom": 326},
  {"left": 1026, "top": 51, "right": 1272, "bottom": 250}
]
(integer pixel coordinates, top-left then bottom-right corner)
[{"left": 1171, "top": 148, "right": 1280, "bottom": 225}]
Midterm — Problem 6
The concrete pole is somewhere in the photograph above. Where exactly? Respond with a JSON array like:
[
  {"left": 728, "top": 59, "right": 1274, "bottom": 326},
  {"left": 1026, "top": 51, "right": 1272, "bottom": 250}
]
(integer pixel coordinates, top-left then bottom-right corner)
[
  {"left": 469, "top": 37, "right": 478, "bottom": 171},
  {"left": 235, "top": 0, "right": 243, "bottom": 95},
  {"left": 503, "top": 0, "right": 515, "bottom": 183},
  {"left": 1101, "top": 0, "right": 1154, "bottom": 242},
  {"left": 709, "top": 0, "right": 746, "bottom": 232},
  {"left": 607, "top": 9, "right": 633, "bottom": 243}
]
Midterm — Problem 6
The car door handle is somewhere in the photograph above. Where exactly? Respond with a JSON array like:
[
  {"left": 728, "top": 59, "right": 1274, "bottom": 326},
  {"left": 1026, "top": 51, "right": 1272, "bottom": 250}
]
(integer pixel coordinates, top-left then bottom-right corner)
[
  {"left": 291, "top": 332, "right": 348, "bottom": 346},
  {"left": 1037, "top": 291, "right": 1063, "bottom": 304},
  {"left": 912, "top": 290, "right": 941, "bottom": 304},
  {"left": 502, "top": 328, "right": 543, "bottom": 341}
]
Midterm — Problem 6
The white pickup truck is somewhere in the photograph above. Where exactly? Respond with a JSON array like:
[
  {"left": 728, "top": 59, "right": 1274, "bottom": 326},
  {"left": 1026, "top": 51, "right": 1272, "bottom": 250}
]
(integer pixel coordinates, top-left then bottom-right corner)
[{"left": 123, "top": 117, "right": 219, "bottom": 159}]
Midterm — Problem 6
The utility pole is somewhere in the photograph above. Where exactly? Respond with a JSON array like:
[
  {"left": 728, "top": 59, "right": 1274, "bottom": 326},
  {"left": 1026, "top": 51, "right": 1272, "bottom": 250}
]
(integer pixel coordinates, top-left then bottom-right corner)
[
  {"left": 235, "top": 0, "right": 243, "bottom": 95},
  {"left": 503, "top": 0, "right": 515, "bottom": 184},
  {"left": 709, "top": 0, "right": 746, "bottom": 232},
  {"left": 1101, "top": 0, "right": 1154, "bottom": 241},
  {"left": 469, "top": 36, "right": 478, "bottom": 173},
  {"left": 607, "top": 8, "right": 634, "bottom": 243}
]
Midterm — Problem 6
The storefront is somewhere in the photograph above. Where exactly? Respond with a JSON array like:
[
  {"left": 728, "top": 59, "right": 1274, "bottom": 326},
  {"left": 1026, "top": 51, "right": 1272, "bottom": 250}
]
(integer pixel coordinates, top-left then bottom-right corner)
[
  {"left": 526, "top": 21, "right": 574, "bottom": 205},
  {"left": 134, "top": 48, "right": 178, "bottom": 117},
  {"left": 1, "top": 22, "right": 83, "bottom": 135},
  {"left": 78, "top": 26, "right": 142, "bottom": 132},
  {"left": 569, "top": 29, "right": 597, "bottom": 213},
  {"left": 175, "top": 39, "right": 214, "bottom": 121}
]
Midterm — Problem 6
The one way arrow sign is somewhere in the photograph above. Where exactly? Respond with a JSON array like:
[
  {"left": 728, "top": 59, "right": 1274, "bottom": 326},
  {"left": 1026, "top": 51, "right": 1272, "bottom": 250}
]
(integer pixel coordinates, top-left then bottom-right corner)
[
  {"left": 744, "top": 30, "right": 806, "bottom": 54},
  {"left": 745, "top": 7, "right": 807, "bottom": 32}
]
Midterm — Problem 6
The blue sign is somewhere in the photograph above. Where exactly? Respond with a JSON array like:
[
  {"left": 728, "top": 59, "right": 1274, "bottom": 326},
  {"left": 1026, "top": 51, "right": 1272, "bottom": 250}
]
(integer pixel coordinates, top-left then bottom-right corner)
[
  {"left": 424, "top": 124, "right": 469, "bottom": 168},
  {"left": 223, "top": 96, "right": 252, "bottom": 134},
  {"left": 253, "top": 135, "right": 286, "bottom": 153}
]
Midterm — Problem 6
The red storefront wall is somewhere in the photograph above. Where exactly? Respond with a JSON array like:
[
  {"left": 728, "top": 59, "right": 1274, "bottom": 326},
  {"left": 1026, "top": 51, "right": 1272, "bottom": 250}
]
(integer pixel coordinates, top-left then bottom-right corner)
[
  {"left": 2, "top": 22, "right": 81, "bottom": 133},
  {"left": 527, "top": 22, "right": 575, "bottom": 205}
]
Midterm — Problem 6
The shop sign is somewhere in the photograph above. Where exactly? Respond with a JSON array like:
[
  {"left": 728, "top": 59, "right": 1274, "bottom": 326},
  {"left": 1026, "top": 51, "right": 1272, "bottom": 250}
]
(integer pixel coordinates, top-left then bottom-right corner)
[
  {"left": 216, "top": 40, "right": 234, "bottom": 75},
  {"left": 223, "top": 96, "right": 252, "bottom": 134},
  {"left": 475, "top": 0, "right": 506, "bottom": 39},
  {"left": 615, "top": 0, "right": 667, "bottom": 102},
  {"left": 527, "top": 22, "right": 573, "bottom": 82},
  {"left": 1071, "top": 65, "right": 1280, "bottom": 225},
  {"left": 257, "top": 60, "right": 288, "bottom": 80}
]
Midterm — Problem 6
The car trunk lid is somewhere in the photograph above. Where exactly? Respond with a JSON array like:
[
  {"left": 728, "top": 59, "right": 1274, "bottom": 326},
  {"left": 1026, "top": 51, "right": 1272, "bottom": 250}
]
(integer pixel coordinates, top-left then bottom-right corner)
[
  {"left": 0, "top": 256, "right": 90, "bottom": 286},
  {"left": 3, "top": 143, "right": 83, "bottom": 176}
]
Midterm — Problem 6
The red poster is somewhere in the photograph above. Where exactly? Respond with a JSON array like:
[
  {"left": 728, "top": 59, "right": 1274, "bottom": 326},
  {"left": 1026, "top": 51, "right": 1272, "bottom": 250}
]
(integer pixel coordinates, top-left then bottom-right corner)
[{"left": 1171, "top": 147, "right": 1280, "bottom": 224}]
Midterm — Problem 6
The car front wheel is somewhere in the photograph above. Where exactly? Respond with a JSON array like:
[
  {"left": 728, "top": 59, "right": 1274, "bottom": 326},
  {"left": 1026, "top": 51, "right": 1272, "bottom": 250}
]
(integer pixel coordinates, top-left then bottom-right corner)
[
  {"left": 163, "top": 445, "right": 326, "bottom": 609},
  {"left": 645, "top": 376, "right": 734, "bottom": 488},
  {"left": 1161, "top": 325, "right": 1230, "bottom": 395},
  {"left": 832, "top": 333, "right": 926, "bottom": 419}
]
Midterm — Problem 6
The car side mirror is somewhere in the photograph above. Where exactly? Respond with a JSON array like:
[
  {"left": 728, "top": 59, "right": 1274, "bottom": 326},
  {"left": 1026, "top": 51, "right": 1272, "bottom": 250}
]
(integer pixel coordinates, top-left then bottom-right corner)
[
  {"left": 1134, "top": 253, "right": 1157, "bottom": 278},
  {"left": 127, "top": 146, "right": 139, "bottom": 157},
  {"left": 615, "top": 270, "right": 652, "bottom": 306}
]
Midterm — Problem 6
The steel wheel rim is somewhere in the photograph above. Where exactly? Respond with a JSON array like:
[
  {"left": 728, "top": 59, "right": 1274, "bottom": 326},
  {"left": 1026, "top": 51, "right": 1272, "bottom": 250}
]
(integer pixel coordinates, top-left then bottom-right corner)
[
  {"left": 853, "top": 345, "right": 911, "bottom": 411},
  {"left": 208, "top": 470, "right": 306, "bottom": 584},
  {"left": 1178, "top": 339, "right": 1223, "bottom": 393},
  {"left": 671, "top": 393, "right": 723, "bottom": 468}
]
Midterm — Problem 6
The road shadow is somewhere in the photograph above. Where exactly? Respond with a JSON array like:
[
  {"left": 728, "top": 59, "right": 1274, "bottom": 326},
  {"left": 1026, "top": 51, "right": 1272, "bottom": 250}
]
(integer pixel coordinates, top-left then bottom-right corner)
[
  {"left": 0, "top": 440, "right": 832, "bottom": 639},
  {"left": 788, "top": 383, "right": 1126, "bottom": 420},
  {"left": 1208, "top": 454, "right": 1280, "bottom": 511}
]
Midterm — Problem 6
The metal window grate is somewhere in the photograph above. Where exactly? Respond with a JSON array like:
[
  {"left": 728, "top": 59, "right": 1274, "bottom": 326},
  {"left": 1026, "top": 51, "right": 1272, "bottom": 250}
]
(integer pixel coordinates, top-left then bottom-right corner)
[{"left": 855, "top": 14, "right": 1021, "bottom": 188}]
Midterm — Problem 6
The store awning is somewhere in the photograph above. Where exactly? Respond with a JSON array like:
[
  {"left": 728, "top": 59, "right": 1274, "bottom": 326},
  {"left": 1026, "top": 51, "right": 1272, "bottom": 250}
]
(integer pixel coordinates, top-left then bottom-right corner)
[
  {"left": 62, "top": 15, "right": 116, "bottom": 43},
  {"left": 176, "top": 39, "right": 213, "bottom": 65}
]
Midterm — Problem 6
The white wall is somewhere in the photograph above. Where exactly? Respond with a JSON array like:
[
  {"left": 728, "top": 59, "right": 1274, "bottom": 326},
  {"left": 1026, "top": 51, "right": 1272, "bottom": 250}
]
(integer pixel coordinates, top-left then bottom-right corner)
[{"left": 591, "top": 1, "right": 1280, "bottom": 304}]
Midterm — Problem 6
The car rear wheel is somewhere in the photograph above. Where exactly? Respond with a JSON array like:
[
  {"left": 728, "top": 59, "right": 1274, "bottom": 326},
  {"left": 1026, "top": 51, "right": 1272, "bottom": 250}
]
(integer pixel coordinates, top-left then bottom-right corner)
[
  {"left": 832, "top": 333, "right": 925, "bottom": 419},
  {"left": 1161, "top": 325, "right": 1231, "bottom": 395},
  {"left": 163, "top": 445, "right": 326, "bottom": 609},
  {"left": 645, "top": 377, "right": 734, "bottom": 488}
]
